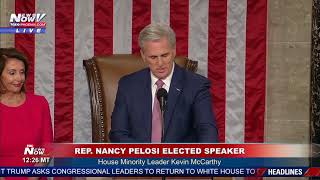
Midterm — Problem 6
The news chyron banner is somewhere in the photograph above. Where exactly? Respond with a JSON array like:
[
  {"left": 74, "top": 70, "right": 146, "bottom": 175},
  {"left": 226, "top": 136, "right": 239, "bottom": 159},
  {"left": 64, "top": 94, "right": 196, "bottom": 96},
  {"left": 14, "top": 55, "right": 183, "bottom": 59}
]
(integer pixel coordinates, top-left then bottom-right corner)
[
  {"left": 0, "top": 143, "right": 319, "bottom": 177},
  {"left": 0, "top": 13, "right": 46, "bottom": 34}
]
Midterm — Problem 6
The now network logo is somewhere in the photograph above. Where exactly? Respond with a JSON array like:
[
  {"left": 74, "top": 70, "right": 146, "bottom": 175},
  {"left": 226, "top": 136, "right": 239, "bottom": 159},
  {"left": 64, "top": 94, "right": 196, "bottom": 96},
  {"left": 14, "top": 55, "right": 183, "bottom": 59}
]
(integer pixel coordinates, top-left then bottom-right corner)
[
  {"left": 10, "top": 13, "right": 46, "bottom": 23},
  {"left": 24, "top": 144, "right": 46, "bottom": 155},
  {"left": 0, "top": 13, "right": 46, "bottom": 34}
]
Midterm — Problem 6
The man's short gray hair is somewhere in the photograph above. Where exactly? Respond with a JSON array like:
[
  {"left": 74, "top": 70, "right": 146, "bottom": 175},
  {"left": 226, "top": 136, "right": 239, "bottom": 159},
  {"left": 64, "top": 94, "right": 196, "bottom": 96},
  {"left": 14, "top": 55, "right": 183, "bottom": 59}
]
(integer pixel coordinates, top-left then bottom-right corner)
[{"left": 139, "top": 23, "right": 176, "bottom": 50}]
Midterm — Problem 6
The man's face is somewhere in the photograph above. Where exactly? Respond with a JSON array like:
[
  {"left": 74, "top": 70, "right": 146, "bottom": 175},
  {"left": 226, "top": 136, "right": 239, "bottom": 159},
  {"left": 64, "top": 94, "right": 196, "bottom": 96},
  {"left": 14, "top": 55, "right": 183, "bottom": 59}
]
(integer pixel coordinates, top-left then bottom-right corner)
[{"left": 140, "top": 37, "right": 176, "bottom": 79}]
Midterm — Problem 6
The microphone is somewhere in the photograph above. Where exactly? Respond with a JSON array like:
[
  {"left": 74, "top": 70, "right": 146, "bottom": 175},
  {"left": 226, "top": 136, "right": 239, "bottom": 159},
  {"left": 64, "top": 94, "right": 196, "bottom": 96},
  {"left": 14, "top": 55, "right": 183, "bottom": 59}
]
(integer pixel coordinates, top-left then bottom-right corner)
[
  {"left": 156, "top": 88, "right": 168, "bottom": 144},
  {"left": 156, "top": 88, "right": 168, "bottom": 111}
]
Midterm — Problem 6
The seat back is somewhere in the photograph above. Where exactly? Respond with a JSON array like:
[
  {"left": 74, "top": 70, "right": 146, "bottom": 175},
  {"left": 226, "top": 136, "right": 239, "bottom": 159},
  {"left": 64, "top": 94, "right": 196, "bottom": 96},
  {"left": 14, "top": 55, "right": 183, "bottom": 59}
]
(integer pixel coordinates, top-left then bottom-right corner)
[{"left": 83, "top": 54, "right": 197, "bottom": 142}]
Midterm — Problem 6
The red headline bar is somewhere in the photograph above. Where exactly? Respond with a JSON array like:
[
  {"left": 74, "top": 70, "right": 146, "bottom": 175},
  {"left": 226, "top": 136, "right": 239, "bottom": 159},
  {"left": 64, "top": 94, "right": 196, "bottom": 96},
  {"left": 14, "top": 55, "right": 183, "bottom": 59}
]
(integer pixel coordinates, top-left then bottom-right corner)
[{"left": 44, "top": 144, "right": 309, "bottom": 158}]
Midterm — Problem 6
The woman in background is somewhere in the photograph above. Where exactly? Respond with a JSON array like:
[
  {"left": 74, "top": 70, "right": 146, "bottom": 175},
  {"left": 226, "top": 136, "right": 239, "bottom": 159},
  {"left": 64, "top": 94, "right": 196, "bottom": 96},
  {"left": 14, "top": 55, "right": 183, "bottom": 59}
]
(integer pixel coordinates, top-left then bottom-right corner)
[{"left": 0, "top": 48, "right": 53, "bottom": 180}]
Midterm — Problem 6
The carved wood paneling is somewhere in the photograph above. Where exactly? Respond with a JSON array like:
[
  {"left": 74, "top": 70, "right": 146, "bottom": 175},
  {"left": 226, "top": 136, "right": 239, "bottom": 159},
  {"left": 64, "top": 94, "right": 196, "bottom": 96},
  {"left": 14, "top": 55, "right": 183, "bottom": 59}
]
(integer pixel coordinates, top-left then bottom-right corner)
[
  {"left": 311, "top": 0, "right": 320, "bottom": 171},
  {"left": 0, "top": 0, "right": 14, "bottom": 47}
]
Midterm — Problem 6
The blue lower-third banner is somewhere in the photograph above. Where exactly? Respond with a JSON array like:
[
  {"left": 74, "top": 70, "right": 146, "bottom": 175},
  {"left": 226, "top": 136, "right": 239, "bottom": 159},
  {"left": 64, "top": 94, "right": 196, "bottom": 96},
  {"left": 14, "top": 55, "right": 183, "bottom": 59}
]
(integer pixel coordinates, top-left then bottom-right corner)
[{"left": 0, "top": 167, "right": 313, "bottom": 177}]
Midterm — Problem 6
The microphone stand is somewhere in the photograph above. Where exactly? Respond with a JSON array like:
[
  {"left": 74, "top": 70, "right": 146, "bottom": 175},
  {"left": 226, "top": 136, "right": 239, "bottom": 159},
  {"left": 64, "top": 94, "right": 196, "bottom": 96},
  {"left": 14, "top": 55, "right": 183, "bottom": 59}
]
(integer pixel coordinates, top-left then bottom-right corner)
[
  {"left": 157, "top": 89, "right": 167, "bottom": 180},
  {"left": 160, "top": 96, "right": 166, "bottom": 143},
  {"left": 161, "top": 109, "right": 165, "bottom": 143},
  {"left": 160, "top": 97, "right": 166, "bottom": 180}
]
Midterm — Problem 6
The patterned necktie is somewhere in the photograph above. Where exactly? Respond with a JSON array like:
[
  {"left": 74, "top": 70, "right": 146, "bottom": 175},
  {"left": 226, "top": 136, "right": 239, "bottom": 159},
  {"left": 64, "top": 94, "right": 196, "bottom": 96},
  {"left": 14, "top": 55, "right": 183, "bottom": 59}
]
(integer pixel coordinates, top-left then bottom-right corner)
[{"left": 151, "top": 79, "right": 165, "bottom": 143}]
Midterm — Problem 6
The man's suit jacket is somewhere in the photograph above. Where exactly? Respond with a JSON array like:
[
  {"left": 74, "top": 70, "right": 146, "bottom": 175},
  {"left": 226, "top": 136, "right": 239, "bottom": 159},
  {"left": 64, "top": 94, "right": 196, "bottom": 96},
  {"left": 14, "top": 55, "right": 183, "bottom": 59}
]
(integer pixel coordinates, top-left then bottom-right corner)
[{"left": 109, "top": 64, "right": 218, "bottom": 143}]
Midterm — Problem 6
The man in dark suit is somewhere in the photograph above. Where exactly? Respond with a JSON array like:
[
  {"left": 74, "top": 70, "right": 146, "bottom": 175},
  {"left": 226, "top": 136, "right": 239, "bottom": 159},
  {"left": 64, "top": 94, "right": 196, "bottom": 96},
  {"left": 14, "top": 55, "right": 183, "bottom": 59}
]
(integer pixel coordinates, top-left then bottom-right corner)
[{"left": 109, "top": 23, "right": 218, "bottom": 143}]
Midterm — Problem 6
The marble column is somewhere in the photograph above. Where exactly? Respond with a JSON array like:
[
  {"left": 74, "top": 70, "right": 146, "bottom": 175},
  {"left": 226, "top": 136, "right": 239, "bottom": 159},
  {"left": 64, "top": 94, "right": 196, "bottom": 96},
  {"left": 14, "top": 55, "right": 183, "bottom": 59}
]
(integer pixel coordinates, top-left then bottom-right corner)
[{"left": 311, "top": 0, "right": 320, "bottom": 170}]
